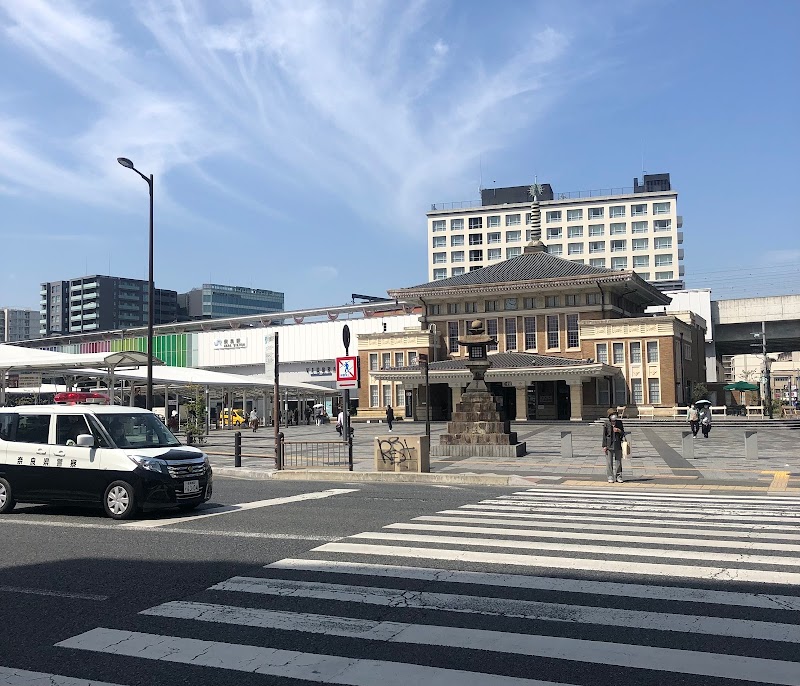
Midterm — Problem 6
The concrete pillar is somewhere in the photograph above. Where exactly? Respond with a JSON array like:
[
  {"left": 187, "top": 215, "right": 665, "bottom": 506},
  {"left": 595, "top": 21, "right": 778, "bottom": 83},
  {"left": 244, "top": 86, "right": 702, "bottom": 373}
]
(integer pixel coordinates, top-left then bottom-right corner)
[
  {"left": 567, "top": 379, "right": 584, "bottom": 421},
  {"left": 560, "top": 431, "right": 573, "bottom": 459},
  {"left": 745, "top": 431, "right": 758, "bottom": 459},
  {"left": 682, "top": 431, "right": 694, "bottom": 459},
  {"left": 450, "top": 384, "right": 463, "bottom": 409},
  {"left": 515, "top": 384, "right": 528, "bottom": 421}
]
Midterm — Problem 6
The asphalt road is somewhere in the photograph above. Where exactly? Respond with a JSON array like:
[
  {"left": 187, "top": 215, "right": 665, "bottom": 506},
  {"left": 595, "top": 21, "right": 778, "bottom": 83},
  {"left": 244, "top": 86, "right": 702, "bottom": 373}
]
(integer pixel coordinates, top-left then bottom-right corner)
[{"left": 2, "top": 478, "right": 800, "bottom": 685}]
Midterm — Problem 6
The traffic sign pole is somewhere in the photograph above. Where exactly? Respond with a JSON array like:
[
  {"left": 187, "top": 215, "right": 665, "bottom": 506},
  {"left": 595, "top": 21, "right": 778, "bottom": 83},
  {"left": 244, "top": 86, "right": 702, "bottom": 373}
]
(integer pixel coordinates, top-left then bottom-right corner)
[{"left": 342, "top": 326, "right": 351, "bottom": 443}]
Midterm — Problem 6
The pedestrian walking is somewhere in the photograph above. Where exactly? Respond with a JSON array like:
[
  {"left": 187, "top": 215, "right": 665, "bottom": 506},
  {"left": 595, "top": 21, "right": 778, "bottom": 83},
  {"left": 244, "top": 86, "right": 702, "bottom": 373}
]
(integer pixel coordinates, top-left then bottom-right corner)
[
  {"left": 335, "top": 409, "right": 344, "bottom": 436},
  {"left": 386, "top": 404, "right": 394, "bottom": 431},
  {"left": 688, "top": 404, "right": 700, "bottom": 437},
  {"left": 305, "top": 406, "right": 312, "bottom": 425},
  {"left": 249, "top": 408, "right": 259, "bottom": 432},
  {"left": 602, "top": 407, "right": 626, "bottom": 483},
  {"left": 700, "top": 406, "right": 712, "bottom": 439}
]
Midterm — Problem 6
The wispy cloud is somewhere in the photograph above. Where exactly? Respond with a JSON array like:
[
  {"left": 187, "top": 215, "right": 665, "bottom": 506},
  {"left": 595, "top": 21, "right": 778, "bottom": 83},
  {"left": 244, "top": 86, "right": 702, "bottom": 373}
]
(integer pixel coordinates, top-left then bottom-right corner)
[
  {"left": 759, "top": 249, "right": 800, "bottom": 265},
  {"left": 308, "top": 265, "right": 339, "bottom": 281}
]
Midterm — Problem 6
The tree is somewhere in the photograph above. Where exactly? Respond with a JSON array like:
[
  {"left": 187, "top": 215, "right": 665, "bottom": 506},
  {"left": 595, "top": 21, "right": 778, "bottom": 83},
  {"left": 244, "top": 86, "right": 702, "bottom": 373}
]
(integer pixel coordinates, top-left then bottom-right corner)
[
  {"left": 690, "top": 383, "right": 709, "bottom": 403},
  {"left": 184, "top": 385, "right": 206, "bottom": 444}
]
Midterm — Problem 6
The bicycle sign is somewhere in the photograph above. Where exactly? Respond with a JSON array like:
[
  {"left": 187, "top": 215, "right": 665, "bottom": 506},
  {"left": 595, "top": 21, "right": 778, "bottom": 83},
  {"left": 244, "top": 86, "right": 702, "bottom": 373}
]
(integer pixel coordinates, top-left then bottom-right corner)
[{"left": 336, "top": 356, "right": 359, "bottom": 389}]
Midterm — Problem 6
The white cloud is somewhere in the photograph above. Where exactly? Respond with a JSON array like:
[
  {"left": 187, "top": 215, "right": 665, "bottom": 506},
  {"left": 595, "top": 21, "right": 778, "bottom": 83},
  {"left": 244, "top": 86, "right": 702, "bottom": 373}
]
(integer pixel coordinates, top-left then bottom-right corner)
[
  {"left": 308, "top": 265, "right": 339, "bottom": 281},
  {"left": 433, "top": 39, "right": 448, "bottom": 56}
]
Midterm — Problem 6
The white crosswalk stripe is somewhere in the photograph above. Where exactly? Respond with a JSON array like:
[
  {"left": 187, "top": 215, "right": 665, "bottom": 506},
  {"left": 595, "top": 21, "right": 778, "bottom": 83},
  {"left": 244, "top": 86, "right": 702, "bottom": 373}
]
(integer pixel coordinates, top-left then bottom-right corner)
[{"left": 53, "top": 487, "right": 800, "bottom": 685}]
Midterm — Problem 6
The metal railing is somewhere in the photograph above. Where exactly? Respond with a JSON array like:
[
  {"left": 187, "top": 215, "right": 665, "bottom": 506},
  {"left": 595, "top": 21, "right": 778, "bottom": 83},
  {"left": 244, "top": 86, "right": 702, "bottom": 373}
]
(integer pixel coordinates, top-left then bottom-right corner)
[{"left": 277, "top": 434, "right": 353, "bottom": 471}]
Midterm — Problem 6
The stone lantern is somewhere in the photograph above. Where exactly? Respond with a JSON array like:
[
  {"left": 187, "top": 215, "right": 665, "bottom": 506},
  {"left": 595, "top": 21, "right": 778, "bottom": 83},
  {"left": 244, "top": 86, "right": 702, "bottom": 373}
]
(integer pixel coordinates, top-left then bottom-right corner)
[{"left": 459, "top": 320, "right": 495, "bottom": 393}]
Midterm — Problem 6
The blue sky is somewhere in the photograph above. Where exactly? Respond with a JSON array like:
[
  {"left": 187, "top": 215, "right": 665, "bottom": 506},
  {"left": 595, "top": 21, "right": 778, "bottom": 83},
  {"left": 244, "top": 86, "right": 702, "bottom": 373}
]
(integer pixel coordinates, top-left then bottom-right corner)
[{"left": 1, "top": 0, "right": 798, "bottom": 312}]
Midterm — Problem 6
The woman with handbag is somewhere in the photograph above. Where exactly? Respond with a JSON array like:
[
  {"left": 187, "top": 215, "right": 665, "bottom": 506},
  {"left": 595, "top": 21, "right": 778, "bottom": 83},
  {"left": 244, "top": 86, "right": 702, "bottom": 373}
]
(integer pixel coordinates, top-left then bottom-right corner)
[{"left": 602, "top": 407, "right": 627, "bottom": 483}]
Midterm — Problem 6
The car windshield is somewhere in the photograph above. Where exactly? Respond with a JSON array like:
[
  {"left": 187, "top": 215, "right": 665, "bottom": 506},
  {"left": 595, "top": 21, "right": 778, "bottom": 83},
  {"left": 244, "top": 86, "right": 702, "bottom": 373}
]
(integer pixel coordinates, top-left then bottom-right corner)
[{"left": 96, "top": 412, "right": 181, "bottom": 449}]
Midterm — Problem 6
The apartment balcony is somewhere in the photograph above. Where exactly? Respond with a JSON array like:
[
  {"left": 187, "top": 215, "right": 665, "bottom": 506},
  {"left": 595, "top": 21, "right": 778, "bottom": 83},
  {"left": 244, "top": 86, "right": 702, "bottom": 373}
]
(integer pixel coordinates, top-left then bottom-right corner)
[
  {"left": 677, "top": 231, "right": 684, "bottom": 244},
  {"left": 678, "top": 248, "right": 684, "bottom": 260},
  {"left": 39, "top": 287, "right": 46, "bottom": 296},
  {"left": 679, "top": 265, "right": 686, "bottom": 276},
  {"left": 677, "top": 215, "right": 683, "bottom": 228}
]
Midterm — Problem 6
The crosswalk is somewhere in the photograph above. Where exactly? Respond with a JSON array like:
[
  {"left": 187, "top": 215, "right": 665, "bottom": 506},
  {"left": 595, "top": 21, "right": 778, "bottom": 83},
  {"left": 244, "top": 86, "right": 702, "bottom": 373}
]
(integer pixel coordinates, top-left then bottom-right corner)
[{"left": 51, "top": 488, "right": 800, "bottom": 684}]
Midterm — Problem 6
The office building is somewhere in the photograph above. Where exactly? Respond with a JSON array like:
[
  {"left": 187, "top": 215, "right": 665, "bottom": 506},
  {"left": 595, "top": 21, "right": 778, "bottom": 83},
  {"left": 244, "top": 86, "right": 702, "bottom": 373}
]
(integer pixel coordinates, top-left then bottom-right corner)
[
  {"left": 0, "top": 307, "right": 36, "bottom": 342},
  {"left": 428, "top": 172, "right": 684, "bottom": 290},
  {"left": 39, "top": 275, "right": 178, "bottom": 335},
  {"left": 178, "top": 284, "right": 284, "bottom": 320}
]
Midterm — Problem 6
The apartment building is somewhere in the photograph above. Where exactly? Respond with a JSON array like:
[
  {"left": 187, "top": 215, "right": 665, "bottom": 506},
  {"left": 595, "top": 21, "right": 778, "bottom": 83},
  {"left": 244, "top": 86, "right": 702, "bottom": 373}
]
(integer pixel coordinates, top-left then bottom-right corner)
[
  {"left": 428, "top": 173, "right": 684, "bottom": 290},
  {"left": 40, "top": 275, "right": 178, "bottom": 336},
  {"left": 178, "top": 283, "right": 284, "bottom": 320},
  {"left": 0, "top": 307, "right": 36, "bottom": 342}
]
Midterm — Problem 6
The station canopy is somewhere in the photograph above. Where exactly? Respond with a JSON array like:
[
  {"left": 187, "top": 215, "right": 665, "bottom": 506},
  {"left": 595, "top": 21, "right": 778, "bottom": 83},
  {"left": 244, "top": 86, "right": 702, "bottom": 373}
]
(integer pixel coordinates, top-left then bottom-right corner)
[{"left": 0, "top": 344, "right": 153, "bottom": 373}]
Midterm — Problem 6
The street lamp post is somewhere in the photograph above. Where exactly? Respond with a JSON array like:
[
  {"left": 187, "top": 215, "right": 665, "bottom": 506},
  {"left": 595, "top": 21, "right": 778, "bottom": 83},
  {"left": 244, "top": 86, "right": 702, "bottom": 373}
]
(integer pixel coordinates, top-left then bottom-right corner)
[{"left": 117, "top": 157, "right": 155, "bottom": 411}]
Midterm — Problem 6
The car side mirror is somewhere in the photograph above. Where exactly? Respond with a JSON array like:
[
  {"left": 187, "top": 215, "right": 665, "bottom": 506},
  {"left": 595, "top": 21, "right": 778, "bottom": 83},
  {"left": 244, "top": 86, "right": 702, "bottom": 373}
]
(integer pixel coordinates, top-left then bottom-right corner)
[{"left": 76, "top": 434, "right": 95, "bottom": 448}]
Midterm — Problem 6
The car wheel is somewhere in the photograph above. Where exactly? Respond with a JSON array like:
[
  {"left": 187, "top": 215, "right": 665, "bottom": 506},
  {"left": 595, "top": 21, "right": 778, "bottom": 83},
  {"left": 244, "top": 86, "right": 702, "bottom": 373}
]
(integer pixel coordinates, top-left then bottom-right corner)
[
  {"left": 103, "top": 481, "right": 136, "bottom": 520},
  {"left": 0, "top": 477, "right": 16, "bottom": 514}
]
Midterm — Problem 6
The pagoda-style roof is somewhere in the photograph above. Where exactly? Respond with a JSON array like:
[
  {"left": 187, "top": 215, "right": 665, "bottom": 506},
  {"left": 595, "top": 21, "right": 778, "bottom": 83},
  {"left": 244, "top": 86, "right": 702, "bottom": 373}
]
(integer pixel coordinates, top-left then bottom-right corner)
[{"left": 389, "top": 249, "right": 670, "bottom": 306}]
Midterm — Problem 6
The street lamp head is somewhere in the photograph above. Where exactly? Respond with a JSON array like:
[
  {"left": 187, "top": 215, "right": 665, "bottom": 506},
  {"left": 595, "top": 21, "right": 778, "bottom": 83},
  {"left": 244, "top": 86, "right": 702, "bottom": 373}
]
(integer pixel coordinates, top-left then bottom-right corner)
[{"left": 117, "top": 157, "right": 135, "bottom": 169}]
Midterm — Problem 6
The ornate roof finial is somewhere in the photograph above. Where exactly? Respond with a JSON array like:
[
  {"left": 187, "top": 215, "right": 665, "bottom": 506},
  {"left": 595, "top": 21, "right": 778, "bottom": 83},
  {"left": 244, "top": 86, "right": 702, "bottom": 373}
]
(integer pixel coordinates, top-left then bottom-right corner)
[{"left": 525, "top": 174, "right": 546, "bottom": 254}]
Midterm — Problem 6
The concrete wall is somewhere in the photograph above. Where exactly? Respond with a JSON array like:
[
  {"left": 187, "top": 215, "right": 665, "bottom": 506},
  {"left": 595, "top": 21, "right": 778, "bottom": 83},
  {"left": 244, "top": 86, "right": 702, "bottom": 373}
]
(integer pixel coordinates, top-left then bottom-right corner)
[{"left": 713, "top": 294, "right": 800, "bottom": 325}]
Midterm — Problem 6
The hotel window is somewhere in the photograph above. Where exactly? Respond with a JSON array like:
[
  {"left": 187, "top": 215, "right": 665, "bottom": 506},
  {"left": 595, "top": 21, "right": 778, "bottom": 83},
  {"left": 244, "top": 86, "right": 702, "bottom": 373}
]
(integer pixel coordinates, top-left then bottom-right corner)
[
  {"left": 596, "top": 343, "right": 608, "bottom": 363},
  {"left": 394, "top": 352, "right": 405, "bottom": 368},
  {"left": 433, "top": 252, "right": 446, "bottom": 263},
  {"left": 612, "top": 342, "right": 624, "bottom": 364},
  {"left": 370, "top": 385, "right": 379, "bottom": 407},
  {"left": 469, "top": 233, "right": 483, "bottom": 245},
  {"left": 648, "top": 378, "right": 661, "bottom": 404},
  {"left": 655, "top": 254, "right": 673, "bottom": 267},
  {"left": 524, "top": 316, "right": 537, "bottom": 349},
  {"left": 408, "top": 351, "right": 418, "bottom": 366},
  {"left": 505, "top": 298, "right": 518, "bottom": 310},
  {"left": 568, "top": 243, "right": 584, "bottom": 255},
  {"left": 654, "top": 237, "right": 672, "bottom": 250},
  {"left": 609, "top": 206, "right": 625, "bottom": 218},
  {"left": 485, "top": 300, "right": 498, "bottom": 312},
  {"left": 632, "top": 238, "right": 648, "bottom": 251},
  {"left": 487, "top": 231, "right": 501, "bottom": 244},
  {"left": 523, "top": 297, "right": 536, "bottom": 309},
  {"left": 469, "top": 250, "right": 483, "bottom": 262},
  {"left": 632, "top": 221, "right": 648, "bottom": 234},
  {"left": 589, "top": 241, "right": 605, "bottom": 254},
  {"left": 653, "top": 201, "right": 671, "bottom": 214},
  {"left": 654, "top": 219, "right": 672, "bottom": 232},
  {"left": 589, "top": 258, "right": 606, "bottom": 268},
  {"left": 432, "top": 236, "right": 446, "bottom": 248},
  {"left": 546, "top": 210, "right": 562, "bottom": 223},
  {"left": 451, "top": 234, "right": 464, "bottom": 247},
  {"left": 505, "top": 317, "right": 517, "bottom": 351},
  {"left": 564, "top": 294, "right": 578, "bottom": 306},
  {"left": 631, "top": 378, "right": 643, "bottom": 404},
  {"left": 610, "top": 240, "right": 626, "bottom": 253},
  {"left": 656, "top": 271, "right": 674, "bottom": 280},
  {"left": 588, "top": 224, "right": 604, "bottom": 237},
  {"left": 447, "top": 302, "right": 459, "bottom": 315},
  {"left": 571, "top": 259, "right": 585, "bottom": 264},
  {"left": 646, "top": 341, "right": 659, "bottom": 363},
  {"left": 427, "top": 304, "right": 441, "bottom": 315},
  {"left": 611, "top": 257, "right": 628, "bottom": 270},
  {"left": 450, "top": 218, "right": 463, "bottom": 231},
  {"left": 381, "top": 353, "right": 391, "bottom": 369},
  {"left": 588, "top": 207, "right": 604, "bottom": 219},
  {"left": 525, "top": 213, "right": 532, "bottom": 225},
  {"left": 633, "top": 255, "right": 650, "bottom": 268},
  {"left": 546, "top": 227, "right": 562, "bottom": 240},
  {"left": 567, "top": 209, "right": 583, "bottom": 222},
  {"left": 487, "top": 215, "right": 500, "bottom": 227},
  {"left": 469, "top": 217, "right": 483, "bottom": 230},
  {"left": 382, "top": 384, "right": 392, "bottom": 408},
  {"left": 631, "top": 204, "right": 647, "bottom": 217},
  {"left": 546, "top": 315, "right": 560, "bottom": 349},
  {"left": 586, "top": 292, "right": 601, "bottom": 305},
  {"left": 369, "top": 353, "right": 378, "bottom": 371},
  {"left": 452, "top": 267, "right": 465, "bottom": 276},
  {"left": 433, "top": 268, "right": 447, "bottom": 280},
  {"left": 506, "top": 247, "right": 522, "bottom": 259},
  {"left": 610, "top": 223, "right": 626, "bottom": 235},
  {"left": 567, "top": 225, "right": 584, "bottom": 238},
  {"left": 506, "top": 214, "right": 521, "bottom": 226},
  {"left": 395, "top": 385, "right": 405, "bottom": 407},
  {"left": 506, "top": 230, "right": 521, "bottom": 242},
  {"left": 432, "top": 220, "right": 446, "bottom": 232},
  {"left": 545, "top": 296, "right": 559, "bottom": 308},
  {"left": 630, "top": 341, "right": 642, "bottom": 363},
  {"left": 448, "top": 321, "right": 459, "bottom": 353},
  {"left": 451, "top": 251, "right": 464, "bottom": 263},
  {"left": 487, "top": 318, "right": 498, "bottom": 351},
  {"left": 465, "top": 301, "right": 477, "bottom": 313},
  {"left": 638, "top": 271, "right": 650, "bottom": 280},
  {"left": 548, "top": 244, "right": 563, "bottom": 256},
  {"left": 488, "top": 248, "right": 502, "bottom": 260},
  {"left": 566, "top": 314, "right": 579, "bottom": 348}
]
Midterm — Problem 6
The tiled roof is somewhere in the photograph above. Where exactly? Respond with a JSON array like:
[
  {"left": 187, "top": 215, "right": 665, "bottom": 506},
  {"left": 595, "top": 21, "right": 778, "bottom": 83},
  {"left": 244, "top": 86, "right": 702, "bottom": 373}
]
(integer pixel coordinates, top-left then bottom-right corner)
[
  {"left": 406, "top": 250, "right": 614, "bottom": 290},
  {"left": 392, "top": 352, "right": 590, "bottom": 372}
]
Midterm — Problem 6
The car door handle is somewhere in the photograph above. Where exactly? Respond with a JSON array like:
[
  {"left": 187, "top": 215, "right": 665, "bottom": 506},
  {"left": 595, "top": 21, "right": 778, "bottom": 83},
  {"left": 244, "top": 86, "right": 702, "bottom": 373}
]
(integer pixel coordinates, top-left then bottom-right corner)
[
  {"left": 52, "top": 450, "right": 66, "bottom": 457},
  {"left": 36, "top": 448, "right": 48, "bottom": 455}
]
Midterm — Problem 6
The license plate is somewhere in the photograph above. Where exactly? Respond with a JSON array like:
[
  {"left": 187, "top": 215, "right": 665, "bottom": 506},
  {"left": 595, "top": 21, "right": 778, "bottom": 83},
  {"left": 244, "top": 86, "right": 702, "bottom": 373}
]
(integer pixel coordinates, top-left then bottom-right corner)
[{"left": 183, "top": 480, "right": 200, "bottom": 494}]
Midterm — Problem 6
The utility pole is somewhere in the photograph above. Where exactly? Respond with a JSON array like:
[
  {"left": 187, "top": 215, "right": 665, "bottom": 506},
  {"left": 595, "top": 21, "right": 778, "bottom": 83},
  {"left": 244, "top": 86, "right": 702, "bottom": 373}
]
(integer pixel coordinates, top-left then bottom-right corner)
[{"left": 752, "top": 322, "right": 773, "bottom": 419}]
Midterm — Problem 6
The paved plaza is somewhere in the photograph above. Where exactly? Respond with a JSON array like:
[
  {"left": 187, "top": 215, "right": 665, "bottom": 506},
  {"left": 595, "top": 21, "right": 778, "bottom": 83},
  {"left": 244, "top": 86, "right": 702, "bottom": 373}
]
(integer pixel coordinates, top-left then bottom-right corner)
[{"left": 196, "top": 419, "right": 800, "bottom": 490}]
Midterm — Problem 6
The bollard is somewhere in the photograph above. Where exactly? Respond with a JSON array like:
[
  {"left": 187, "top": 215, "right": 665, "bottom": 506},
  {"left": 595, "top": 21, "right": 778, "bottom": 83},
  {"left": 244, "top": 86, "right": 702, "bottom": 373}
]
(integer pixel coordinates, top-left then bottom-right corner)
[
  {"left": 745, "top": 430, "right": 758, "bottom": 459},
  {"left": 560, "top": 431, "right": 573, "bottom": 459},
  {"left": 682, "top": 431, "right": 694, "bottom": 459},
  {"left": 234, "top": 431, "right": 242, "bottom": 467}
]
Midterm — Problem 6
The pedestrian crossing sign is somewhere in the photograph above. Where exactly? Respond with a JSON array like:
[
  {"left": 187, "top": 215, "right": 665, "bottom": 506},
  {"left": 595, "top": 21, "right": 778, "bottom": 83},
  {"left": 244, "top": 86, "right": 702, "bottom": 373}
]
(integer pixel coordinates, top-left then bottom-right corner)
[{"left": 336, "top": 356, "right": 359, "bottom": 389}]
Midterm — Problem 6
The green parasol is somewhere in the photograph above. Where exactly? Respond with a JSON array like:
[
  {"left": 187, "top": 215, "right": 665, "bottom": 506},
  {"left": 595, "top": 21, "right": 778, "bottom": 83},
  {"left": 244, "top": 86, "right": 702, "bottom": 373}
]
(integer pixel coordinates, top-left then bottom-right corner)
[{"left": 723, "top": 381, "right": 759, "bottom": 391}]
